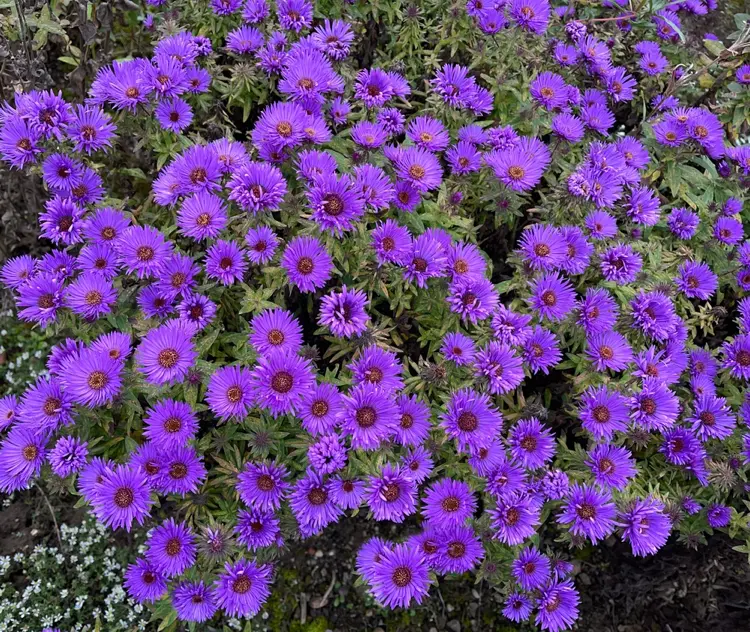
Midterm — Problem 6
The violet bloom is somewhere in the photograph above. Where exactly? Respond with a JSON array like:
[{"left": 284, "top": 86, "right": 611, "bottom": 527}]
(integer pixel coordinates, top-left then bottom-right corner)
[
  {"left": 228, "top": 162, "right": 287, "bottom": 214},
  {"left": 91, "top": 464, "right": 153, "bottom": 531},
  {"left": 629, "top": 377, "right": 679, "bottom": 432},
  {"left": 508, "top": 417, "right": 556, "bottom": 470},
  {"left": 289, "top": 471, "right": 343, "bottom": 537},
  {"left": 135, "top": 324, "right": 197, "bottom": 386},
  {"left": 490, "top": 493, "right": 540, "bottom": 545},
  {"left": 0, "top": 426, "right": 47, "bottom": 492},
  {"left": 206, "top": 365, "right": 255, "bottom": 420},
  {"left": 371, "top": 219, "right": 412, "bottom": 266},
  {"left": 441, "top": 332, "right": 476, "bottom": 366},
  {"left": 535, "top": 579, "right": 580, "bottom": 632},
  {"left": 281, "top": 235, "right": 333, "bottom": 293},
  {"left": 365, "top": 463, "right": 417, "bottom": 522},
  {"left": 474, "top": 341, "right": 525, "bottom": 394},
  {"left": 557, "top": 483, "right": 617, "bottom": 544},
  {"left": 511, "top": 547, "right": 551, "bottom": 590},
  {"left": 618, "top": 497, "right": 671, "bottom": 557},
  {"left": 585, "top": 444, "right": 636, "bottom": 490},
  {"left": 213, "top": 559, "right": 271, "bottom": 617},
  {"left": 522, "top": 326, "right": 561, "bottom": 375},
  {"left": 340, "top": 383, "right": 399, "bottom": 451},
  {"left": 251, "top": 350, "right": 315, "bottom": 417},
  {"left": 318, "top": 286, "right": 369, "bottom": 338},
  {"left": 370, "top": 543, "right": 431, "bottom": 608},
  {"left": 205, "top": 240, "right": 247, "bottom": 286},
  {"left": 421, "top": 478, "right": 476, "bottom": 528}
]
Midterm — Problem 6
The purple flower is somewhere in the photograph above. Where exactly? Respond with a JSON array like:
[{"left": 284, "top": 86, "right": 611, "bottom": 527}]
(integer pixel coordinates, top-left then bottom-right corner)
[
  {"left": 117, "top": 225, "right": 172, "bottom": 279},
  {"left": 146, "top": 518, "right": 197, "bottom": 577},
  {"left": 689, "top": 394, "right": 736, "bottom": 441},
  {"left": 289, "top": 470, "right": 343, "bottom": 537},
  {"left": 629, "top": 377, "right": 679, "bottom": 431},
  {"left": 235, "top": 508, "right": 281, "bottom": 550},
  {"left": 485, "top": 140, "right": 550, "bottom": 192},
  {"left": 535, "top": 579, "right": 580, "bottom": 632},
  {"left": 371, "top": 219, "right": 411, "bottom": 266},
  {"left": 491, "top": 306, "right": 532, "bottom": 346},
  {"left": 330, "top": 476, "right": 365, "bottom": 510},
  {"left": 318, "top": 286, "right": 370, "bottom": 338},
  {"left": 281, "top": 235, "right": 333, "bottom": 293},
  {"left": 394, "top": 146, "right": 443, "bottom": 192},
  {"left": 205, "top": 365, "right": 255, "bottom": 420},
  {"left": 0, "top": 116, "right": 43, "bottom": 168},
  {"left": 512, "top": 547, "right": 551, "bottom": 590},
  {"left": 529, "top": 272, "right": 576, "bottom": 322},
  {"left": 714, "top": 216, "right": 744, "bottom": 245},
  {"left": 557, "top": 483, "right": 617, "bottom": 544},
  {"left": 441, "top": 332, "right": 476, "bottom": 366},
  {"left": 349, "top": 345, "right": 403, "bottom": 394},
  {"left": 441, "top": 388, "right": 503, "bottom": 451},
  {"left": 251, "top": 350, "right": 314, "bottom": 417},
  {"left": 16, "top": 274, "right": 65, "bottom": 328},
  {"left": 298, "top": 382, "right": 343, "bottom": 435},
  {"left": 578, "top": 385, "right": 629, "bottom": 440},
  {"left": 366, "top": 463, "right": 417, "bottom": 523},
  {"left": 508, "top": 417, "right": 556, "bottom": 470},
  {"left": 422, "top": 478, "right": 476, "bottom": 528},
  {"left": 370, "top": 542, "right": 431, "bottom": 608},
  {"left": 39, "top": 196, "right": 85, "bottom": 246},
  {"left": 48, "top": 436, "right": 87, "bottom": 477},
  {"left": 172, "top": 581, "right": 217, "bottom": 622},
  {"left": 522, "top": 326, "right": 561, "bottom": 374},
  {"left": 245, "top": 225, "right": 279, "bottom": 264},
  {"left": 205, "top": 240, "right": 247, "bottom": 286},
  {"left": 722, "top": 334, "right": 750, "bottom": 380},
  {"left": 143, "top": 399, "right": 199, "bottom": 449},
  {"left": 519, "top": 224, "right": 567, "bottom": 271},
  {"left": 490, "top": 493, "right": 540, "bottom": 545},
  {"left": 434, "top": 524, "right": 484, "bottom": 574},
  {"left": 667, "top": 207, "right": 700, "bottom": 239},
  {"left": 530, "top": 71, "right": 568, "bottom": 110},
  {"left": 618, "top": 497, "right": 671, "bottom": 556},
  {"left": 124, "top": 558, "right": 167, "bottom": 603},
  {"left": 340, "top": 383, "right": 399, "bottom": 450},
  {"left": 707, "top": 504, "right": 731, "bottom": 528},
  {"left": 577, "top": 288, "right": 618, "bottom": 335},
  {"left": 308, "top": 433, "right": 347, "bottom": 474},
  {"left": 631, "top": 291, "right": 676, "bottom": 341},
  {"left": 308, "top": 172, "right": 365, "bottom": 235},
  {"left": 0, "top": 426, "right": 47, "bottom": 492},
  {"left": 584, "top": 210, "right": 618, "bottom": 239},
  {"left": 136, "top": 324, "right": 197, "bottom": 386},
  {"left": 509, "top": 0, "right": 550, "bottom": 34},
  {"left": 155, "top": 445, "right": 206, "bottom": 496},
  {"left": 600, "top": 243, "right": 643, "bottom": 284},
  {"left": 60, "top": 348, "right": 123, "bottom": 408},
  {"left": 551, "top": 112, "right": 585, "bottom": 143},
  {"left": 586, "top": 444, "right": 636, "bottom": 490},
  {"left": 226, "top": 26, "right": 264, "bottom": 54},
  {"left": 237, "top": 461, "right": 290, "bottom": 511},
  {"left": 250, "top": 308, "right": 303, "bottom": 357},
  {"left": 503, "top": 592, "right": 533, "bottom": 623},
  {"left": 474, "top": 341, "right": 525, "bottom": 394},
  {"left": 228, "top": 162, "right": 287, "bottom": 214},
  {"left": 676, "top": 261, "right": 718, "bottom": 300},
  {"left": 155, "top": 98, "right": 192, "bottom": 133},
  {"left": 214, "top": 559, "right": 271, "bottom": 617},
  {"left": 91, "top": 465, "right": 153, "bottom": 531}
]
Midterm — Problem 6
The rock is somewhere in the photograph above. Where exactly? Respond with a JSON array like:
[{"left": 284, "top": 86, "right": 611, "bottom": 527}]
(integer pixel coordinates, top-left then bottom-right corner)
[{"left": 447, "top": 619, "right": 461, "bottom": 632}]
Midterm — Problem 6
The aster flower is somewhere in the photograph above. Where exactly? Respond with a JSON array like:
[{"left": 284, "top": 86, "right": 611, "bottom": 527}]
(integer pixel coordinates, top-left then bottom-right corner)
[
  {"left": 722, "top": 334, "right": 750, "bottom": 380},
  {"left": 318, "top": 286, "right": 370, "bottom": 338},
  {"left": 143, "top": 399, "right": 199, "bottom": 449},
  {"left": 522, "top": 326, "right": 562, "bottom": 375},
  {"left": 340, "top": 383, "right": 399, "bottom": 450},
  {"left": 298, "top": 382, "right": 343, "bottom": 435},
  {"left": 660, "top": 427, "right": 704, "bottom": 466},
  {"left": 577, "top": 288, "right": 618, "bottom": 335},
  {"left": 369, "top": 543, "right": 431, "bottom": 608},
  {"left": 245, "top": 225, "right": 279, "bottom": 265},
  {"left": 0, "top": 426, "right": 47, "bottom": 492},
  {"left": 205, "top": 240, "right": 247, "bottom": 286},
  {"left": 213, "top": 559, "right": 271, "bottom": 618},
  {"left": 529, "top": 272, "right": 576, "bottom": 322},
  {"left": 371, "top": 220, "right": 411, "bottom": 266},
  {"left": 586, "top": 444, "right": 637, "bottom": 490},
  {"left": 557, "top": 483, "right": 617, "bottom": 544},
  {"left": 251, "top": 351, "right": 315, "bottom": 417},
  {"left": 512, "top": 547, "right": 551, "bottom": 590},
  {"left": 138, "top": 285, "right": 174, "bottom": 319},
  {"left": 146, "top": 518, "right": 197, "bottom": 577},
  {"left": 16, "top": 274, "right": 65, "bottom": 328},
  {"left": 172, "top": 581, "right": 218, "bottom": 623},
  {"left": 689, "top": 394, "right": 736, "bottom": 441},
  {"left": 365, "top": 463, "right": 417, "bottom": 523},
  {"left": 468, "top": 440, "right": 506, "bottom": 477},
  {"left": 308, "top": 433, "right": 347, "bottom": 474},
  {"left": 530, "top": 71, "right": 568, "bottom": 110},
  {"left": 250, "top": 308, "right": 303, "bottom": 357},
  {"left": 177, "top": 192, "right": 227, "bottom": 241},
  {"left": 1, "top": 255, "right": 35, "bottom": 289},
  {"left": 206, "top": 365, "right": 255, "bottom": 420},
  {"left": 600, "top": 244, "right": 643, "bottom": 285},
  {"left": 485, "top": 141, "right": 550, "bottom": 193},
  {"left": 39, "top": 196, "right": 85, "bottom": 246},
  {"left": 392, "top": 394, "right": 431, "bottom": 447},
  {"left": 124, "top": 558, "right": 168, "bottom": 604},
  {"left": 714, "top": 216, "right": 744, "bottom": 245},
  {"left": 586, "top": 331, "right": 633, "bottom": 372},
  {"left": 490, "top": 493, "right": 540, "bottom": 545},
  {"left": 83, "top": 206, "right": 130, "bottom": 244},
  {"left": 441, "top": 388, "right": 503, "bottom": 451},
  {"left": 441, "top": 332, "right": 476, "bottom": 366},
  {"left": 226, "top": 26, "right": 264, "bottom": 54},
  {"left": 0, "top": 395, "right": 18, "bottom": 432},
  {"left": 707, "top": 504, "right": 731, "bottom": 528},
  {"left": 509, "top": 0, "right": 550, "bottom": 34},
  {"left": 308, "top": 172, "right": 365, "bottom": 236},
  {"left": 491, "top": 306, "right": 533, "bottom": 346},
  {"left": 485, "top": 457, "right": 528, "bottom": 500},
  {"left": 228, "top": 162, "right": 287, "bottom": 215},
  {"left": 447, "top": 277, "right": 499, "bottom": 324},
  {"left": 289, "top": 471, "right": 343, "bottom": 537},
  {"left": 629, "top": 378, "right": 679, "bottom": 432},
  {"left": 91, "top": 464, "right": 153, "bottom": 531},
  {"left": 177, "top": 294, "right": 217, "bottom": 332},
  {"left": 330, "top": 476, "right": 366, "bottom": 510},
  {"left": 508, "top": 417, "right": 556, "bottom": 470},
  {"left": 433, "top": 524, "right": 484, "bottom": 574},
  {"left": 422, "top": 478, "right": 476, "bottom": 528},
  {"left": 155, "top": 98, "right": 193, "bottom": 133},
  {"left": 403, "top": 234, "right": 447, "bottom": 287},
  {"left": 281, "top": 235, "right": 334, "bottom": 293},
  {"left": 394, "top": 146, "right": 443, "bottom": 192},
  {"left": 536, "top": 579, "right": 580, "bottom": 632},
  {"left": 552, "top": 113, "right": 585, "bottom": 143},
  {"left": 475, "top": 341, "right": 525, "bottom": 395},
  {"left": 136, "top": 324, "right": 197, "bottom": 386},
  {"left": 349, "top": 346, "right": 403, "bottom": 394},
  {"left": 0, "top": 116, "right": 43, "bottom": 168},
  {"left": 65, "top": 274, "right": 117, "bottom": 321},
  {"left": 618, "top": 497, "right": 671, "bottom": 557},
  {"left": 155, "top": 445, "right": 206, "bottom": 496},
  {"left": 503, "top": 592, "right": 533, "bottom": 623},
  {"left": 237, "top": 461, "right": 290, "bottom": 511},
  {"left": 235, "top": 508, "right": 281, "bottom": 550},
  {"left": 117, "top": 225, "right": 172, "bottom": 279},
  {"left": 60, "top": 348, "right": 123, "bottom": 408}
]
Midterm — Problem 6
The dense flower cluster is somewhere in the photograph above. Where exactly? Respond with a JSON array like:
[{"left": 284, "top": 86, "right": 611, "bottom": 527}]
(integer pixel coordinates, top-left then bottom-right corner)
[{"left": 1, "top": 0, "right": 749, "bottom": 629}]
